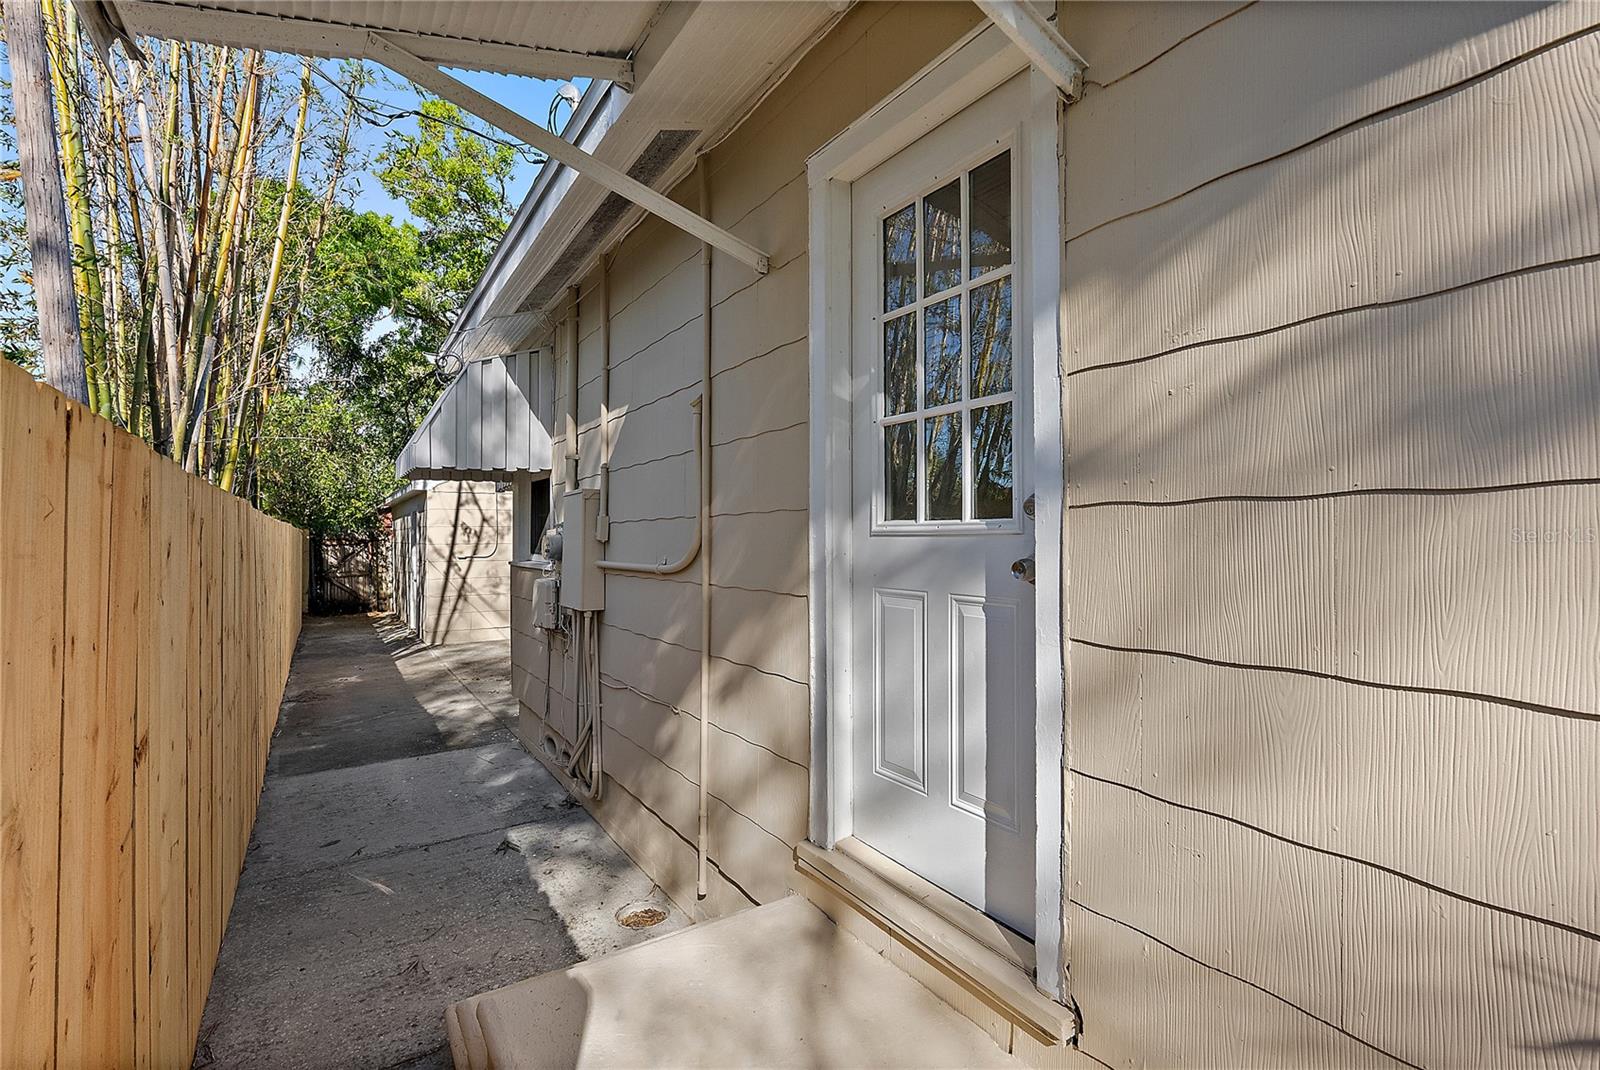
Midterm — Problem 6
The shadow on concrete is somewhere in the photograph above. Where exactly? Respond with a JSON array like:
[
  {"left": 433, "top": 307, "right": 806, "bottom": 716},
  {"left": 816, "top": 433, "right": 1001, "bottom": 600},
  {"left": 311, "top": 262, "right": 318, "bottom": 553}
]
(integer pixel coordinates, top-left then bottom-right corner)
[
  {"left": 270, "top": 616, "right": 514, "bottom": 777},
  {"left": 195, "top": 615, "right": 685, "bottom": 1070}
]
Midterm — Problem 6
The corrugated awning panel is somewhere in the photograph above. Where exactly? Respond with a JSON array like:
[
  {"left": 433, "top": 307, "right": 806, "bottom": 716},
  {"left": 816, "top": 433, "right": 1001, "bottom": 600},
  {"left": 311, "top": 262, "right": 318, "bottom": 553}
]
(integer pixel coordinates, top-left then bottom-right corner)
[
  {"left": 396, "top": 352, "right": 551, "bottom": 481},
  {"left": 97, "top": 0, "right": 660, "bottom": 80}
]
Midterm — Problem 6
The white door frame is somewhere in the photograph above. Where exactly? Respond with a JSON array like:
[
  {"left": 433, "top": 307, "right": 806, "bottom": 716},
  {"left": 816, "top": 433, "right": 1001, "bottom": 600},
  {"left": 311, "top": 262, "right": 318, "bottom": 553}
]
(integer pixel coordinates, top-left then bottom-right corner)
[{"left": 806, "top": 23, "right": 1067, "bottom": 1001}]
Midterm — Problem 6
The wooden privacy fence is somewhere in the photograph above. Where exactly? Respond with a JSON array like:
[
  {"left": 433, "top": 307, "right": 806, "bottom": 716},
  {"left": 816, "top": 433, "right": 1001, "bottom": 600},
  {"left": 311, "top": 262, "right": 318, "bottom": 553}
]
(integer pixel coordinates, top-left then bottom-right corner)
[{"left": 0, "top": 361, "right": 307, "bottom": 1068}]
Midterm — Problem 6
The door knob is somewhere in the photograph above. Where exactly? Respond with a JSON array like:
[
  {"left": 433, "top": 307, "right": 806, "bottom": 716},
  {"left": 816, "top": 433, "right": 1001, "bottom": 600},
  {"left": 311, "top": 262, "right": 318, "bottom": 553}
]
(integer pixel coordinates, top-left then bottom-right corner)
[{"left": 1011, "top": 556, "right": 1036, "bottom": 585}]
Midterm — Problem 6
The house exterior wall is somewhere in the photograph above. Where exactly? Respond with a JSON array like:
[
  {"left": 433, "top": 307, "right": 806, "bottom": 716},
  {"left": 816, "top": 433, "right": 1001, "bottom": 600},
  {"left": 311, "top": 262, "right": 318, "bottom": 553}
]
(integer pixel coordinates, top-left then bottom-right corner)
[
  {"left": 1053, "top": 3, "right": 1600, "bottom": 1066},
  {"left": 409, "top": 481, "right": 514, "bottom": 646},
  {"left": 510, "top": 1, "right": 1600, "bottom": 1064},
  {"left": 511, "top": 1, "right": 987, "bottom": 916}
]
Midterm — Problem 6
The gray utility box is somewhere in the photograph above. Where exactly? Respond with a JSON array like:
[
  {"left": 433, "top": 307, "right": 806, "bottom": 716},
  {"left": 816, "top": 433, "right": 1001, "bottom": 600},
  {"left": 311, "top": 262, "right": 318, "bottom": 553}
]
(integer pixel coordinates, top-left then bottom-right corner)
[
  {"left": 559, "top": 488, "right": 605, "bottom": 611},
  {"left": 531, "top": 573, "right": 560, "bottom": 630}
]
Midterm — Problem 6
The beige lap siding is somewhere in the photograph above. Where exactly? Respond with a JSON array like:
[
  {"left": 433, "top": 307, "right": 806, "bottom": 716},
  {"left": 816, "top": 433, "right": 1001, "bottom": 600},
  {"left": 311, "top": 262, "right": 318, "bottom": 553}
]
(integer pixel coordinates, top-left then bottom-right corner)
[
  {"left": 511, "top": 1, "right": 987, "bottom": 918},
  {"left": 1061, "top": 3, "right": 1600, "bottom": 1066}
]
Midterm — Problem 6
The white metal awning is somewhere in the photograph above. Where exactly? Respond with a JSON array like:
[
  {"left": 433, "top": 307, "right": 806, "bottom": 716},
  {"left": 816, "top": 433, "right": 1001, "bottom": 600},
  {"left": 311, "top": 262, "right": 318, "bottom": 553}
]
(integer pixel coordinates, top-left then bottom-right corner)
[
  {"left": 396, "top": 353, "right": 551, "bottom": 482},
  {"left": 85, "top": 1, "right": 656, "bottom": 83},
  {"left": 78, "top": 1, "right": 849, "bottom": 289}
]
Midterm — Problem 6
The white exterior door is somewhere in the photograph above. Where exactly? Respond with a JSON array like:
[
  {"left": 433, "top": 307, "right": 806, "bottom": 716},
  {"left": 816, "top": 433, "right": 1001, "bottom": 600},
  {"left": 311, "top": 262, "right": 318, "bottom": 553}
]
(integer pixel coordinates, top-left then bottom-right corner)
[{"left": 847, "top": 76, "right": 1036, "bottom": 936}]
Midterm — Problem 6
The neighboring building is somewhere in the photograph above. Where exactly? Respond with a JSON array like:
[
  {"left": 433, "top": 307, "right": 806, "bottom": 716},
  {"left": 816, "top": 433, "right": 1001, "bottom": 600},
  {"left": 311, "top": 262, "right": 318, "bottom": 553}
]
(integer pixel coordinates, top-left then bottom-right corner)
[
  {"left": 92, "top": 2, "right": 1600, "bottom": 1066},
  {"left": 384, "top": 480, "right": 517, "bottom": 646}
]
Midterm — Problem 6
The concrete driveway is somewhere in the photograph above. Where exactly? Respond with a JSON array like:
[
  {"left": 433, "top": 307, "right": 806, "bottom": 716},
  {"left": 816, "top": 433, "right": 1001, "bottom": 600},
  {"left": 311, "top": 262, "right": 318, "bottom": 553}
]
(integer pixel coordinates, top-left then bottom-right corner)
[{"left": 193, "top": 615, "right": 685, "bottom": 1070}]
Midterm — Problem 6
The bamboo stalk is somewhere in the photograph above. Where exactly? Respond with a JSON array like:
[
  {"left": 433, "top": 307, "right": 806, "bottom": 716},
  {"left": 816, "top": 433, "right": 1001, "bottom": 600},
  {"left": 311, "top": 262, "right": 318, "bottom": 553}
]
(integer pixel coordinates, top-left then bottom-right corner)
[
  {"left": 175, "top": 49, "right": 256, "bottom": 466},
  {"left": 41, "top": 0, "right": 109, "bottom": 414},
  {"left": 127, "top": 43, "right": 186, "bottom": 445},
  {"left": 221, "top": 59, "right": 310, "bottom": 493}
]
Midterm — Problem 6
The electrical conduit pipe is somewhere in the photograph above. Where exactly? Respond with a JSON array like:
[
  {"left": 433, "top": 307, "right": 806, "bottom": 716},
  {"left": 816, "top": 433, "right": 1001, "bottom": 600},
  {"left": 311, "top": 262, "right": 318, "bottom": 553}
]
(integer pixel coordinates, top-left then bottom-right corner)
[{"left": 592, "top": 157, "right": 715, "bottom": 899}]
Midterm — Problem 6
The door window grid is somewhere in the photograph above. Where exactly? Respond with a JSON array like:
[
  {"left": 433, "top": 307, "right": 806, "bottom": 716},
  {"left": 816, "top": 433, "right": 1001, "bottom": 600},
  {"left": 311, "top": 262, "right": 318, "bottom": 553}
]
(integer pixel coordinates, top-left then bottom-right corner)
[{"left": 878, "top": 149, "right": 1015, "bottom": 527}]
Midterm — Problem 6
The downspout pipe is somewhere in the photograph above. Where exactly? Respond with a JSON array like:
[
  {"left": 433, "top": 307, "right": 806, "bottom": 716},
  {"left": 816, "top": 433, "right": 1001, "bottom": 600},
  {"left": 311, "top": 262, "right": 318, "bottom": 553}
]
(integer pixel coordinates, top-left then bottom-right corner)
[
  {"left": 590, "top": 158, "right": 716, "bottom": 899},
  {"left": 597, "top": 256, "right": 612, "bottom": 543},
  {"left": 695, "top": 158, "right": 713, "bottom": 900},
  {"left": 594, "top": 158, "right": 711, "bottom": 581},
  {"left": 563, "top": 285, "right": 579, "bottom": 492}
]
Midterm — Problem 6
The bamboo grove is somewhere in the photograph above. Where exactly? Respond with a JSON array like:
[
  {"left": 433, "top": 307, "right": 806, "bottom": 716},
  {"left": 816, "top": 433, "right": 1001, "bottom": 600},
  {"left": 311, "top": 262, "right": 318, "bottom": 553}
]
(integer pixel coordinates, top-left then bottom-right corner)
[
  {"left": 2, "top": 5, "right": 530, "bottom": 527},
  {"left": 13, "top": 3, "right": 369, "bottom": 493}
]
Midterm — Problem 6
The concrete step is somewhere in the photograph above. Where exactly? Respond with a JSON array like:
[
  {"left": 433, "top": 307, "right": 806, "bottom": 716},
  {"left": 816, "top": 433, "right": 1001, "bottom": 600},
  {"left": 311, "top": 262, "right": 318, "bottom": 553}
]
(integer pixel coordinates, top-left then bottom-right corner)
[{"left": 446, "top": 895, "right": 1021, "bottom": 1069}]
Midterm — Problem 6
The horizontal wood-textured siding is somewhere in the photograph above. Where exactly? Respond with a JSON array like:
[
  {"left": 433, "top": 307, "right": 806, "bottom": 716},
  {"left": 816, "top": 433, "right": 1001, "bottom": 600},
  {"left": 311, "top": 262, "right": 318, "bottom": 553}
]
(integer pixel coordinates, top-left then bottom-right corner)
[
  {"left": 0, "top": 360, "right": 305, "bottom": 1069},
  {"left": 1062, "top": 4, "right": 1600, "bottom": 1066},
  {"left": 419, "top": 481, "right": 514, "bottom": 646},
  {"left": 513, "top": 1, "right": 986, "bottom": 919}
]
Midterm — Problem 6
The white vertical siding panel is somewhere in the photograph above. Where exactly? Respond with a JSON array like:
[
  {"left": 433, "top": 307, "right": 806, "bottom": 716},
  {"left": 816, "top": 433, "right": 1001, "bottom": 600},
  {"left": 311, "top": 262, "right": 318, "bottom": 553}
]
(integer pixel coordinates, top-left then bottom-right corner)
[
  {"left": 478, "top": 358, "right": 508, "bottom": 472},
  {"left": 459, "top": 362, "right": 484, "bottom": 472},
  {"left": 432, "top": 373, "right": 457, "bottom": 471},
  {"left": 506, "top": 353, "right": 532, "bottom": 472}
]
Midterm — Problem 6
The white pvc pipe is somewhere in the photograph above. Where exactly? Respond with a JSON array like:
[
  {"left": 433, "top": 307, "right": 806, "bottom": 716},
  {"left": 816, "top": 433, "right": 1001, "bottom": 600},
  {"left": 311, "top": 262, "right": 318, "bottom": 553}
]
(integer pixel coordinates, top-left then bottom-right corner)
[
  {"left": 597, "top": 256, "right": 612, "bottom": 543},
  {"left": 695, "top": 159, "right": 713, "bottom": 901},
  {"left": 595, "top": 398, "right": 702, "bottom": 575},
  {"left": 563, "top": 286, "right": 580, "bottom": 492}
]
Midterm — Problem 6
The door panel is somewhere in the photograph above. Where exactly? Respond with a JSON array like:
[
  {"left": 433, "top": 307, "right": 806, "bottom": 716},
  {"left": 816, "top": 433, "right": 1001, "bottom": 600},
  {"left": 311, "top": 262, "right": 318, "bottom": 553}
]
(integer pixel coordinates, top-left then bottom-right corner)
[
  {"left": 874, "top": 589, "right": 927, "bottom": 790},
  {"left": 848, "top": 75, "right": 1036, "bottom": 936},
  {"left": 951, "top": 595, "right": 1021, "bottom": 829}
]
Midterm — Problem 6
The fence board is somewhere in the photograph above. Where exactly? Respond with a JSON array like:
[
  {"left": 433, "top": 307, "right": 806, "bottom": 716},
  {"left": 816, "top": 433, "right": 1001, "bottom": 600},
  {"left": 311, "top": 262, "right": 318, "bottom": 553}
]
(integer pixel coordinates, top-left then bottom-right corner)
[
  {"left": 57, "top": 417, "right": 132, "bottom": 1067},
  {"left": 0, "top": 361, "right": 305, "bottom": 1068},
  {"left": 0, "top": 374, "right": 67, "bottom": 1070}
]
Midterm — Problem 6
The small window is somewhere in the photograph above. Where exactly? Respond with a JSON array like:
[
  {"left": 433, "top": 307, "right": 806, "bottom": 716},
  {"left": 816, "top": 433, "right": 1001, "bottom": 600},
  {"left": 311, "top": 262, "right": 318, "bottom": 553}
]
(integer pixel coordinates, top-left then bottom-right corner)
[
  {"left": 877, "top": 149, "right": 1015, "bottom": 526},
  {"left": 528, "top": 477, "right": 551, "bottom": 557}
]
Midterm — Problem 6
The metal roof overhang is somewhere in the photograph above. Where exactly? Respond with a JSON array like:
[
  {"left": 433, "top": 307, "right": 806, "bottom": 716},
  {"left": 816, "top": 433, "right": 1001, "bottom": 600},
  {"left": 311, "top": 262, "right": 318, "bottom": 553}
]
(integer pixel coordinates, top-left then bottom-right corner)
[
  {"left": 439, "top": 1, "right": 848, "bottom": 356},
  {"left": 85, "top": 0, "right": 659, "bottom": 83},
  {"left": 396, "top": 353, "right": 552, "bottom": 481},
  {"left": 82, "top": 0, "right": 849, "bottom": 357}
]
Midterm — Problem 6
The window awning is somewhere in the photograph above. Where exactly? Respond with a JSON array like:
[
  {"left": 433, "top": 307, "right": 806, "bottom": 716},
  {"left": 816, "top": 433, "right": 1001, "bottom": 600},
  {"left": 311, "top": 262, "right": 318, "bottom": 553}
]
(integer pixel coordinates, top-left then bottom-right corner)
[{"left": 396, "top": 353, "right": 551, "bottom": 482}]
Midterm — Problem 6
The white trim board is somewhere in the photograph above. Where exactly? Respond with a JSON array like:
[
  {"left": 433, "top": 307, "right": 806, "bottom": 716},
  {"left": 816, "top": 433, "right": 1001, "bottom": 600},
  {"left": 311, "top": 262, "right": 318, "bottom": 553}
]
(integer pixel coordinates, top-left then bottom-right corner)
[{"left": 806, "top": 22, "right": 1069, "bottom": 1004}]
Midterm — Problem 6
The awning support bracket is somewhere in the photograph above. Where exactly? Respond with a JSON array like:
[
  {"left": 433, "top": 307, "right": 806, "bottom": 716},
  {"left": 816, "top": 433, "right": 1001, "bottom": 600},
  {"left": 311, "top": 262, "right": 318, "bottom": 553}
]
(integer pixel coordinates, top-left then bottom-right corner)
[
  {"left": 366, "top": 32, "right": 771, "bottom": 275},
  {"left": 973, "top": 1, "right": 1087, "bottom": 102}
]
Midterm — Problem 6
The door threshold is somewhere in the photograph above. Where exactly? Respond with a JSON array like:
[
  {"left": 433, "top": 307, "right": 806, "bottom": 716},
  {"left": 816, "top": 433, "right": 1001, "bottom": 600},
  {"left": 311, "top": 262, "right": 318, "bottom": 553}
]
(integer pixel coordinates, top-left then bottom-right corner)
[{"left": 794, "top": 839, "right": 1071, "bottom": 1046}]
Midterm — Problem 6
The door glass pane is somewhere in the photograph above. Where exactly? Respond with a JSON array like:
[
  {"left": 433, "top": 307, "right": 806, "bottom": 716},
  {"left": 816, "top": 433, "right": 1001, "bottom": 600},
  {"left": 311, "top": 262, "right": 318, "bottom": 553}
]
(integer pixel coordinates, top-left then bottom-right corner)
[
  {"left": 923, "top": 179, "right": 962, "bottom": 295},
  {"left": 885, "top": 421, "right": 917, "bottom": 521},
  {"left": 884, "top": 313, "right": 916, "bottom": 416},
  {"left": 971, "top": 403, "right": 1013, "bottom": 519},
  {"left": 923, "top": 296, "right": 962, "bottom": 407},
  {"left": 925, "top": 413, "right": 963, "bottom": 520},
  {"left": 884, "top": 203, "right": 917, "bottom": 313},
  {"left": 969, "top": 277, "right": 1012, "bottom": 398},
  {"left": 969, "top": 151, "right": 1011, "bottom": 278}
]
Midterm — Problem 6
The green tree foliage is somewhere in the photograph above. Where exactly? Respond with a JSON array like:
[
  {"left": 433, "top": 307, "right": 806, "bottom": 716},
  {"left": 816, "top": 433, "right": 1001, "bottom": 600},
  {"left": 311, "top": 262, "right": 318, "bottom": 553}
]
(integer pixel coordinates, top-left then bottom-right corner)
[
  {"left": 255, "top": 92, "right": 516, "bottom": 537},
  {"left": 0, "top": 21, "right": 522, "bottom": 536},
  {"left": 256, "top": 385, "right": 399, "bottom": 536},
  {"left": 375, "top": 98, "right": 514, "bottom": 328}
]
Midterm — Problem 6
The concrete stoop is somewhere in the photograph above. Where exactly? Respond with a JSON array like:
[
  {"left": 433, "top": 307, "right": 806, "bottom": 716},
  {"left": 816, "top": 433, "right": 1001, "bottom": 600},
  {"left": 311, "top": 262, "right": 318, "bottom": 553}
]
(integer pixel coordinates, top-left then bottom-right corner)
[{"left": 445, "top": 895, "right": 1021, "bottom": 1069}]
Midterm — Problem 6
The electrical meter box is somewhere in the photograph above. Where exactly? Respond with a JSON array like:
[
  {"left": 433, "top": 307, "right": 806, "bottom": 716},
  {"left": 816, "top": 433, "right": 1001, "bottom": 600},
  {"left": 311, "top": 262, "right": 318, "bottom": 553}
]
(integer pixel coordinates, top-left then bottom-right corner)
[
  {"left": 532, "top": 575, "right": 560, "bottom": 630},
  {"left": 559, "top": 488, "right": 605, "bottom": 611}
]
